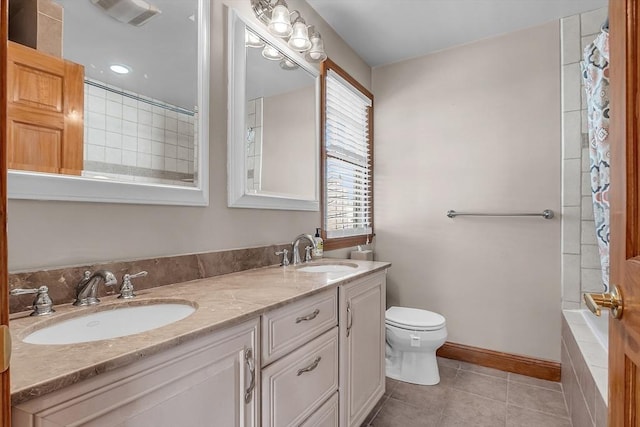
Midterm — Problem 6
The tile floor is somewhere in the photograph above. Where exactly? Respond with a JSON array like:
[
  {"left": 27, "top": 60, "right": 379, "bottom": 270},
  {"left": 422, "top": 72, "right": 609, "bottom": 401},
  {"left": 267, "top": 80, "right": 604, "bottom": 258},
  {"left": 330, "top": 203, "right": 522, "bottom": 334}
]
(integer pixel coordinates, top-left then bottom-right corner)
[{"left": 363, "top": 357, "right": 571, "bottom": 427}]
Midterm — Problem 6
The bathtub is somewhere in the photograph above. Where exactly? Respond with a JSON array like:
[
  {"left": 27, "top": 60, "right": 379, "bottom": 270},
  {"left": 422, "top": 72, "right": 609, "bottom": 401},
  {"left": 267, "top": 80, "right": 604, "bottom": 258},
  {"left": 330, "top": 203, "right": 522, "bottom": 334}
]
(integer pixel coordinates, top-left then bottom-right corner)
[
  {"left": 562, "top": 309, "right": 609, "bottom": 426},
  {"left": 580, "top": 308, "right": 609, "bottom": 351}
]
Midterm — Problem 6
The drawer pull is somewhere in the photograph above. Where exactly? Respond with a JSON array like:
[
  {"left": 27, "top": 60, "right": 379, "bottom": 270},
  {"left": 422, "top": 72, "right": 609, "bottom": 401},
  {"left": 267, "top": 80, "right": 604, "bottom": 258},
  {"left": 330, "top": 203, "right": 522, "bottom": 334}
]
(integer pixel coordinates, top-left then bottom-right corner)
[
  {"left": 244, "top": 348, "right": 256, "bottom": 404},
  {"left": 296, "top": 308, "right": 320, "bottom": 324},
  {"left": 297, "top": 356, "right": 322, "bottom": 376}
]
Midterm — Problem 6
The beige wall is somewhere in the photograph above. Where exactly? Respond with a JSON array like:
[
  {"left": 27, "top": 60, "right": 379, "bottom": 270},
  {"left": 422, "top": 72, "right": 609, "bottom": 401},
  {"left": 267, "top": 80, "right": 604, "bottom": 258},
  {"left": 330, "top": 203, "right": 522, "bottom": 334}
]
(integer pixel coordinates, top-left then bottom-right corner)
[
  {"left": 372, "top": 22, "right": 562, "bottom": 361},
  {"left": 7, "top": 0, "right": 371, "bottom": 271},
  {"left": 262, "top": 85, "right": 316, "bottom": 198}
]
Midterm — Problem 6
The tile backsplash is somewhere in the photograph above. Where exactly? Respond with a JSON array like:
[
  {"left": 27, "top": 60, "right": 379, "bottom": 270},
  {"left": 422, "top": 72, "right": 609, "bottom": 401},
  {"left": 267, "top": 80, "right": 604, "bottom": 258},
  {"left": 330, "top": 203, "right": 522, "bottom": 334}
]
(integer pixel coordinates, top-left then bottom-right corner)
[{"left": 8, "top": 243, "right": 291, "bottom": 315}]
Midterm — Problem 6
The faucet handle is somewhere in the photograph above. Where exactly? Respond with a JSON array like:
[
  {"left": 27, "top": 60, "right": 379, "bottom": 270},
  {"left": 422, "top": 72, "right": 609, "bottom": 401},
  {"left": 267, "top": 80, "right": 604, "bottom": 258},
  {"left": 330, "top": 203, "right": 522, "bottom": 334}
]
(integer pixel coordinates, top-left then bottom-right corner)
[
  {"left": 10, "top": 286, "right": 55, "bottom": 316},
  {"left": 118, "top": 271, "right": 148, "bottom": 299},
  {"left": 304, "top": 246, "right": 313, "bottom": 262},
  {"left": 275, "top": 249, "right": 290, "bottom": 266}
]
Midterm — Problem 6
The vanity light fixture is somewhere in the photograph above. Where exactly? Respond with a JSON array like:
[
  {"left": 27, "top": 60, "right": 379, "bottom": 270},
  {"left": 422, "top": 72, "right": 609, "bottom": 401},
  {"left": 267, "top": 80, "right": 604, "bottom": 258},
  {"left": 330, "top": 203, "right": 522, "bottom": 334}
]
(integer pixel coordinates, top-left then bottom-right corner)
[
  {"left": 250, "top": 0, "right": 326, "bottom": 62},
  {"left": 288, "top": 15, "right": 312, "bottom": 52},
  {"left": 305, "top": 27, "right": 327, "bottom": 63},
  {"left": 245, "top": 30, "right": 265, "bottom": 48},
  {"left": 110, "top": 64, "right": 131, "bottom": 74},
  {"left": 267, "top": 0, "right": 293, "bottom": 37},
  {"left": 262, "top": 45, "right": 283, "bottom": 60},
  {"left": 279, "top": 57, "right": 299, "bottom": 70}
]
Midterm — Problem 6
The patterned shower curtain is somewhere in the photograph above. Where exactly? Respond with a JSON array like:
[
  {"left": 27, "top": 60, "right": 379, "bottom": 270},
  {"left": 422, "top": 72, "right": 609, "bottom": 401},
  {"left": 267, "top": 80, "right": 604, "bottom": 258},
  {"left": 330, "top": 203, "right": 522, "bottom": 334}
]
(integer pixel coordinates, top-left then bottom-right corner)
[{"left": 581, "top": 28, "right": 610, "bottom": 292}]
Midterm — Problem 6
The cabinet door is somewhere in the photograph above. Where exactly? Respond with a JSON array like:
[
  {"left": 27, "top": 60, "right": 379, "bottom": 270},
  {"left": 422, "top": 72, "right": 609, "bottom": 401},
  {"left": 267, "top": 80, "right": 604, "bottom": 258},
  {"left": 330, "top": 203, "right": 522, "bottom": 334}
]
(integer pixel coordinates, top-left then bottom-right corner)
[
  {"left": 339, "top": 272, "right": 386, "bottom": 427},
  {"left": 13, "top": 319, "right": 260, "bottom": 427}
]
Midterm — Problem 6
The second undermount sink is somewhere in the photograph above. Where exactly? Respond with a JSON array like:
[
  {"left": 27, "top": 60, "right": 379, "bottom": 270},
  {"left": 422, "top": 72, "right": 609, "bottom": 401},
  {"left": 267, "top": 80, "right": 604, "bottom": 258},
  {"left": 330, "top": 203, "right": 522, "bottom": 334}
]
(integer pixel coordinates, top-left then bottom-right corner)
[
  {"left": 297, "top": 262, "right": 358, "bottom": 273},
  {"left": 22, "top": 302, "right": 196, "bottom": 345}
]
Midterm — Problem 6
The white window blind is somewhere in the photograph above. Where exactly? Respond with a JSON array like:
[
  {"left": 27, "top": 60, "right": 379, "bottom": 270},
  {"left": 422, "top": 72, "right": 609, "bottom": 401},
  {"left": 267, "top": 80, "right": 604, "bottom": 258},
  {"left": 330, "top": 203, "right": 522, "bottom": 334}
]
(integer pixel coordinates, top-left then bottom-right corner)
[{"left": 324, "top": 69, "right": 373, "bottom": 239}]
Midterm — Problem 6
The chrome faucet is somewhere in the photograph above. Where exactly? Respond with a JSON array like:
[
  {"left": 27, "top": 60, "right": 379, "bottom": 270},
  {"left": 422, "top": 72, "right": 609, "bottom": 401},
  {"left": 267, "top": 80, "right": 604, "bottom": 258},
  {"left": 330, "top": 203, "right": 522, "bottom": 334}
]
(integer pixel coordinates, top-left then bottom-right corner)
[
  {"left": 118, "top": 271, "right": 148, "bottom": 299},
  {"left": 10, "top": 286, "right": 55, "bottom": 316},
  {"left": 291, "top": 234, "right": 317, "bottom": 265},
  {"left": 73, "top": 270, "right": 118, "bottom": 306}
]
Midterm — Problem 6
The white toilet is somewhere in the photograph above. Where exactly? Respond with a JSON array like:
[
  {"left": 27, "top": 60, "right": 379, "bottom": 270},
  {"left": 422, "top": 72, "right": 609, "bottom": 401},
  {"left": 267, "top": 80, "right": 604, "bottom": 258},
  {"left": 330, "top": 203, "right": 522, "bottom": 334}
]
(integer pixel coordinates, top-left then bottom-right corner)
[{"left": 385, "top": 306, "right": 447, "bottom": 385}]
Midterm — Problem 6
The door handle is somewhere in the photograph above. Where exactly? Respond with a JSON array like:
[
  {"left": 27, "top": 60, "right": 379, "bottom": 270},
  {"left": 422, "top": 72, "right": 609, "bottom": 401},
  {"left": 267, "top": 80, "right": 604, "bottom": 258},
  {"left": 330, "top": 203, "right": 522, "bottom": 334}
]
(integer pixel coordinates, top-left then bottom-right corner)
[
  {"left": 1, "top": 325, "right": 11, "bottom": 373},
  {"left": 584, "top": 284, "right": 623, "bottom": 319},
  {"left": 346, "top": 301, "right": 353, "bottom": 337}
]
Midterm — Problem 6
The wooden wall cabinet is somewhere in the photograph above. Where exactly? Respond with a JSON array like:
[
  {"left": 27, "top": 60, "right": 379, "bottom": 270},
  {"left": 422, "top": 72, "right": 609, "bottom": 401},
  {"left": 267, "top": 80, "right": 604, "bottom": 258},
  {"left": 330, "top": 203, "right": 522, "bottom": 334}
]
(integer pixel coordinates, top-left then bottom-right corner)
[{"left": 7, "top": 41, "right": 83, "bottom": 175}]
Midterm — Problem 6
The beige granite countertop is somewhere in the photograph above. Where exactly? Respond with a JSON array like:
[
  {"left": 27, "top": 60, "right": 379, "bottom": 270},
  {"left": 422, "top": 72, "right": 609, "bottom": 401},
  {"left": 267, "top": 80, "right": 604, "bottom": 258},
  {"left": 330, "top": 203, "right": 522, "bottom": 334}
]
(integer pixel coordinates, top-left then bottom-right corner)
[{"left": 9, "top": 259, "right": 390, "bottom": 405}]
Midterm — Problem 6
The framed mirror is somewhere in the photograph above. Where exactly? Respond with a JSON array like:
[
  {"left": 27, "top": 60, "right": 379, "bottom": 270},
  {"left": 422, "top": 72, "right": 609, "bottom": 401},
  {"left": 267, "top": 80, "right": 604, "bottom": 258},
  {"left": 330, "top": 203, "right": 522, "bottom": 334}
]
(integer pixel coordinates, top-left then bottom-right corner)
[
  {"left": 227, "top": 9, "right": 319, "bottom": 211},
  {"left": 7, "top": 0, "right": 210, "bottom": 205}
]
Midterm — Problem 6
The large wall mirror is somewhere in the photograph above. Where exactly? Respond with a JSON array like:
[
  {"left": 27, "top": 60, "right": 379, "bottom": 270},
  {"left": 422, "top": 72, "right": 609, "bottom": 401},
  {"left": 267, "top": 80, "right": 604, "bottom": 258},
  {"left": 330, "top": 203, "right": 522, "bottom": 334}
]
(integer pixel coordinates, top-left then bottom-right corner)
[
  {"left": 6, "top": 0, "right": 210, "bottom": 205},
  {"left": 227, "top": 9, "right": 319, "bottom": 211}
]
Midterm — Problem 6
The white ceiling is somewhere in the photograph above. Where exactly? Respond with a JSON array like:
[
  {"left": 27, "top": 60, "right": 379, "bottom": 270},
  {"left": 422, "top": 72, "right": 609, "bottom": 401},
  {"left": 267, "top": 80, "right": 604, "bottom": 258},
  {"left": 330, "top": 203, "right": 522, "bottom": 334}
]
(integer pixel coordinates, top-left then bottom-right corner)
[
  {"left": 54, "top": 0, "right": 198, "bottom": 110},
  {"left": 306, "top": 0, "right": 608, "bottom": 67}
]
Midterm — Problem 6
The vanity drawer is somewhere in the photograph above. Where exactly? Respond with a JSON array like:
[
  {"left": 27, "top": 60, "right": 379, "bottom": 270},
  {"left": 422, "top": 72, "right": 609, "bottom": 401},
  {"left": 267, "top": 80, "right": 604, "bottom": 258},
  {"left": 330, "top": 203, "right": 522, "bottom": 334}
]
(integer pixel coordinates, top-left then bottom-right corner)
[
  {"left": 299, "top": 392, "right": 339, "bottom": 427},
  {"left": 262, "top": 289, "right": 337, "bottom": 366},
  {"left": 261, "top": 328, "right": 339, "bottom": 427}
]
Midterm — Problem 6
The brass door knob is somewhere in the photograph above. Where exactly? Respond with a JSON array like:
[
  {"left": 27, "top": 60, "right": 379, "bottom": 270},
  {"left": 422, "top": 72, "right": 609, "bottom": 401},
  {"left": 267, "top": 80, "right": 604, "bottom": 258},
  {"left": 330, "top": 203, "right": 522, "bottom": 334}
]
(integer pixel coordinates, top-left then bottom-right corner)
[{"left": 584, "top": 284, "right": 623, "bottom": 319}]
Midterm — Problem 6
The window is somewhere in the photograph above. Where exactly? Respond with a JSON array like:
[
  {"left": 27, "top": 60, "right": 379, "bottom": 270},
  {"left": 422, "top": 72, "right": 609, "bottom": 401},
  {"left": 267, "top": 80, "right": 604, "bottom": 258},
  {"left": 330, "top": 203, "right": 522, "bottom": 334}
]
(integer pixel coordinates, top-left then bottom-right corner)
[{"left": 321, "top": 59, "right": 374, "bottom": 251}]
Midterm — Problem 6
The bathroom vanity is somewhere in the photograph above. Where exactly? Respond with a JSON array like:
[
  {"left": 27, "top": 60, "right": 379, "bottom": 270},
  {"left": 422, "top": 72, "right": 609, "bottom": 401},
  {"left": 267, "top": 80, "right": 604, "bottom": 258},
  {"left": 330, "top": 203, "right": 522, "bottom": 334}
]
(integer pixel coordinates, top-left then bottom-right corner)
[{"left": 9, "top": 260, "right": 389, "bottom": 427}]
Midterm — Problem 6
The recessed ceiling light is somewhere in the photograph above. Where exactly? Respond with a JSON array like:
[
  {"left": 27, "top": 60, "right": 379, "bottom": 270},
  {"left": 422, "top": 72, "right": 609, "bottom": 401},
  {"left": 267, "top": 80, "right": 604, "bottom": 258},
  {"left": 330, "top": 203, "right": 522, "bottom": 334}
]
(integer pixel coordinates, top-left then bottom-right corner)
[{"left": 110, "top": 64, "right": 131, "bottom": 74}]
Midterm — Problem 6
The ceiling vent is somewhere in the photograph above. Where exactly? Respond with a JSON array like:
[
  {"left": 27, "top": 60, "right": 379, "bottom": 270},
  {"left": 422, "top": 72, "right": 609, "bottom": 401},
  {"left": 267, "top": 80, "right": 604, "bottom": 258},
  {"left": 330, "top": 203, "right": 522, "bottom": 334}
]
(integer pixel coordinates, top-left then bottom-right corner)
[{"left": 90, "top": 0, "right": 162, "bottom": 27}]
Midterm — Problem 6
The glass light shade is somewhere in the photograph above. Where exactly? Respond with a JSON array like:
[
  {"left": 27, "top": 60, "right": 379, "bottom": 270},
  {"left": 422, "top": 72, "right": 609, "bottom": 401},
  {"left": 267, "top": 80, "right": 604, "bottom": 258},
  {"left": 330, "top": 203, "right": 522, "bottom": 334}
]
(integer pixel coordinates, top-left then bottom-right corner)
[
  {"left": 262, "top": 45, "right": 283, "bottom": 60},
  {"left": 245, "top": 30, "right": 264, "bottom": 48},
  {"left": 288, "top": 19, "right": 311, "bottom": 52},
  {"left": 279, "top": 58, "right": 299, "bottom": 70},
  {"left": 268, "top": 3, "right": 292, "bottom": 37},
  {"left": 305, "top": 33, "right": 327, "bottom": 62}
]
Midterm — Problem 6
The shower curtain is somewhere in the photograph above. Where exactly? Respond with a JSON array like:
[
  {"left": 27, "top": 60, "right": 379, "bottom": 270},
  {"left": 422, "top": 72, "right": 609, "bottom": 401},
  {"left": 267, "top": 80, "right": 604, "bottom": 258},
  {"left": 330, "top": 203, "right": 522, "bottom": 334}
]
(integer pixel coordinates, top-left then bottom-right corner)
[{"left": 581, "top": 28, "right": 610, "bottom": 292}]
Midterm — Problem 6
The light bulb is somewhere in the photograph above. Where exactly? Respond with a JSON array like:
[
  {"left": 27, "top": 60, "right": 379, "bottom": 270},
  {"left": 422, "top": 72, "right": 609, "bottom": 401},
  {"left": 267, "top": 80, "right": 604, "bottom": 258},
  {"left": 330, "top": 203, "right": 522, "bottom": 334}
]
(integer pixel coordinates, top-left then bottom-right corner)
[
  {"left": 110, "top": 64, "right": 131, "bottom": 74},
  {"left": 262, "top": 45, "right": 283, "bottom": 60},
  {"left": 245, "top": 30, "right": 264, "bottom": 48},
  {"left": 288, "top": 18, "right": 311, "bottom": 52},
  {"left": 279, "top": 58, "right": 299, "bottom": 70},
  {"left": 268, "top": 1, "right": 292, "bottom": 37},
  {"left": 305, "top": 32, "right": 327, "bottom": 62}
]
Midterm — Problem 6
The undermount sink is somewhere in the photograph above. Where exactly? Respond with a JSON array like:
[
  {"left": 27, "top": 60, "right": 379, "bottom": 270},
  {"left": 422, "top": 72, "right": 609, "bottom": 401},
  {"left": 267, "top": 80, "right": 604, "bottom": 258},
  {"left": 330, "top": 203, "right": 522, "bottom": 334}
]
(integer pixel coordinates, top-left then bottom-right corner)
[
  {"left": 297, "top": 262, "right": 358, "bottom": 273},
  {"left": 22, "top": 302, "right": 196, "bottom": 345}
]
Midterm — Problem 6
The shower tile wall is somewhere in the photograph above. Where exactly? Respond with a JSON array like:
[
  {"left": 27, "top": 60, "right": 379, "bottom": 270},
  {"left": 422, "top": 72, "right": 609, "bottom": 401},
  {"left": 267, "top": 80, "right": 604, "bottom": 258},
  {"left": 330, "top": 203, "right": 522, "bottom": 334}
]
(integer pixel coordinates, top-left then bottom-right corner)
[
  {"left": 560, "top": 7, "right": 608, "bottom": 310},
  {"left": 83, "top": 79, "right": 196, "bottom": 180},
  {"left": 246, "top": 98, "right": 263, "bottom": 192}
]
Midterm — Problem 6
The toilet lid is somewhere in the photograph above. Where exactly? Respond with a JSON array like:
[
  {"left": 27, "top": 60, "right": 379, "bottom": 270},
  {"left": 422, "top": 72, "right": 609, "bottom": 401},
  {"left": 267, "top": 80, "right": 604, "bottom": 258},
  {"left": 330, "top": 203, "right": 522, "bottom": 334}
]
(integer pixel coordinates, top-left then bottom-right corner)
[{"left": 385, "top": 306, "right": 446, "bottom": 331}]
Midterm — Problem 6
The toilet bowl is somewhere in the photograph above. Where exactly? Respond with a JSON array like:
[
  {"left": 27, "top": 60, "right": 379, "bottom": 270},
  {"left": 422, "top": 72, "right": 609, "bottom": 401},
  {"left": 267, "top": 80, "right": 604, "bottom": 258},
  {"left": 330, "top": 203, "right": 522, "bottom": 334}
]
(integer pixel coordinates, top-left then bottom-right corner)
[{"left": 385, "top": 306, "right": 447, "bottom": 385}]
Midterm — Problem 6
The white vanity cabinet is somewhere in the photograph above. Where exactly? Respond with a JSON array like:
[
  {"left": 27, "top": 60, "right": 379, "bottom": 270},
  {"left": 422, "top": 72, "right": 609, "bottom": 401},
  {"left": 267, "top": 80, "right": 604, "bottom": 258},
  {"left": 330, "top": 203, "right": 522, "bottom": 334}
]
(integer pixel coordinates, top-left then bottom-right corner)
[
  {"left": 11, "top": 268, "right": 389, "bottom": 427},
  {"left": 339, "top": 271, "right": 387, "bottom": 427},
  {"left": 12, "top": 319, "right": 260, "bottom": 427},
  {"left": 261, "top": 289, "right": 339, "bottom": 427}
]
